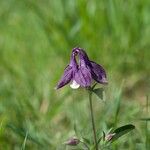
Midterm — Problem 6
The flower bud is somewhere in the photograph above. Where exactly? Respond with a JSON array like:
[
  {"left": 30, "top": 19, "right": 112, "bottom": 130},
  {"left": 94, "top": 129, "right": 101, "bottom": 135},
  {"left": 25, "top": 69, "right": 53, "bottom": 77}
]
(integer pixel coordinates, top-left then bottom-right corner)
[
  {"left": 64, "top": 137, "right": 80, "bottom": 146},
  {"left": 105, "top": 133, "right": 116, "bottom": 141}
]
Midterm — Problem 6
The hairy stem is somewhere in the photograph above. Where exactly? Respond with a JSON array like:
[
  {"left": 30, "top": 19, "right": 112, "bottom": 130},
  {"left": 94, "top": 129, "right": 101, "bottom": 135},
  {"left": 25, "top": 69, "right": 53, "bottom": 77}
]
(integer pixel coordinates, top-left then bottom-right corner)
[{"left": 89, "top": 90, "right": 98, "bottom": 150}]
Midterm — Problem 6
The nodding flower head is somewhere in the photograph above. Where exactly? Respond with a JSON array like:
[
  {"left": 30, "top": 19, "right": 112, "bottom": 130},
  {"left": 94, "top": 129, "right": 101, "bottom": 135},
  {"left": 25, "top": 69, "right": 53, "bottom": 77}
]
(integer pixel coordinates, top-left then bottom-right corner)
[{"left": 55, "top": 47, "right": 108, "bottom": 89}]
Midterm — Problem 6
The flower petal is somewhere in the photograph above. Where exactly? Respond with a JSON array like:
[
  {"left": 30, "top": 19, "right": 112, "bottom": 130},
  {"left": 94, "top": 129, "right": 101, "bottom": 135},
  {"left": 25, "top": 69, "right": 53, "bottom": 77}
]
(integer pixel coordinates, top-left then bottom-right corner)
[
  {"left": 90, "top": 61, "right": 108, "bottom": 84},
  {"left": 70, "top": 80, "right": 80, "bottom": 89},
  {"left": 78, "top": 48, "right": 91, "bottom": 67},
  {"left": 56, "top": 65, "right": 73, "bottom": 89},
  {"left": 74, "top": 66, "right": 92, "bottom": 87}
]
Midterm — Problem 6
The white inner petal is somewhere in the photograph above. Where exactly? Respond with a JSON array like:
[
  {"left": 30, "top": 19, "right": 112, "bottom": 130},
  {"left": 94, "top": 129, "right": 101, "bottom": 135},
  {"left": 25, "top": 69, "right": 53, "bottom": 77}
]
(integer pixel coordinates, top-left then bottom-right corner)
[{"left": 70, "top": 80, "right": 80, "bottom": 89}]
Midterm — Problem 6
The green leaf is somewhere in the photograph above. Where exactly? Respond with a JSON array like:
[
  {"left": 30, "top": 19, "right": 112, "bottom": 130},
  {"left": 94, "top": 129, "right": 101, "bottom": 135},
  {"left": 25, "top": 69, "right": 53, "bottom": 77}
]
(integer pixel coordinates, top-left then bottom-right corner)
[
  {"left": 6, "top": 123, "right": 42, "bottom": 146},
  {"left": 92, "top": 88, "right": 105, "bottom": 101},
  {"left": 140, "top": 118, "right": 150, "bottom": 121},
  {"left": 21, "top": 131, "right": 28, "bottom": 150},
  {"left": 82, "top": 137, "right": 91, "bottom": 145},
  {"left": 102, "top": 131, "right": 106, "bottom": 141},
  {"left": 110, "top": 124, "right": 135, "bottom": 143},
  {"left": 73, "top": 123, "right": 80, "bottom": 138}
]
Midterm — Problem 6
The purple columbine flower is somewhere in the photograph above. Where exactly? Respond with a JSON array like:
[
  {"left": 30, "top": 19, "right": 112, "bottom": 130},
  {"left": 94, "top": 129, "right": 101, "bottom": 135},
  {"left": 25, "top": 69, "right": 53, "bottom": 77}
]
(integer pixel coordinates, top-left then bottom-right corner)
[{"left": 56, "top": 47, "right": 107, "bottom": 89}]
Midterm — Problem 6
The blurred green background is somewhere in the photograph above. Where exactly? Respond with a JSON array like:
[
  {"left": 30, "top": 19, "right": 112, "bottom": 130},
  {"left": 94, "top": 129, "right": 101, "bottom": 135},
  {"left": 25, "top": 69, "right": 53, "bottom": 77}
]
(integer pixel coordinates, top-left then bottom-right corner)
[{"left": 0, "top": 0, "right": 150, "bottom": 149}]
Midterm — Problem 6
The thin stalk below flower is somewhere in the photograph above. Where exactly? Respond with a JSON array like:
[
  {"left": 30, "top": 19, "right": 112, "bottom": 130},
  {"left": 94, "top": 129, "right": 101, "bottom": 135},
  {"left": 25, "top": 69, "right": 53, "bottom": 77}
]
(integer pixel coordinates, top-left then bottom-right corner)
[{"left": 88, "top": 89, "right": 98, "bottom": 150}]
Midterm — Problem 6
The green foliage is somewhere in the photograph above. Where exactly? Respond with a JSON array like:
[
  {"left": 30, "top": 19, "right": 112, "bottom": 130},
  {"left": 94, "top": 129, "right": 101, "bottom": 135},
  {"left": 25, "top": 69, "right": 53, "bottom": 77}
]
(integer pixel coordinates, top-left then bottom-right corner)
[
  {"left": 92, "top": 88, "right": 105, "bottom": 101},
  {"left": 109, "top": 124, "right": 135, "bottom": 143},
  {"left": 0, "top": 0, "right": 149, "bottom": 149}
]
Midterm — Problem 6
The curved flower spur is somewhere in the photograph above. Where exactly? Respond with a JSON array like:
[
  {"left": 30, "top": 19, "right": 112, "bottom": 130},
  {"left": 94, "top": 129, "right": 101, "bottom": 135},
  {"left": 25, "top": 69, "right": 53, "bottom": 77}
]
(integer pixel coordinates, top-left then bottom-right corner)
[{"left": 56, "top": 47, "right": 108, "bottom": 89}]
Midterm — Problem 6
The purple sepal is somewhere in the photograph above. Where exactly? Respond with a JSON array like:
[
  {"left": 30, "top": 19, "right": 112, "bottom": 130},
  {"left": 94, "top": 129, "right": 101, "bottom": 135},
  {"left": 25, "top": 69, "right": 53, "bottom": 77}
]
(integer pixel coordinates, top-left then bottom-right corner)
[
  {"left": 74, "top": 66, "right": 92, "bottom": 87},
  {"left": 56, "top": 65, "right": 73, "bottom": 89},
  {"left": 90, "top": 61, "right": 108, "bottom": 84}
]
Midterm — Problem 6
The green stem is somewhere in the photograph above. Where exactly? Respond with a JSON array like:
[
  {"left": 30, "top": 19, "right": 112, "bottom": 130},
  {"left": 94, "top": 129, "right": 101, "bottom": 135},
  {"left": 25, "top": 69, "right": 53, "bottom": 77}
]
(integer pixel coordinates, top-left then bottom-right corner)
[
  {"left": 89, "top": 90, "right": 98, "bottom": 150},
  {"left": 145, "top": 95, "right": 149, "bottom": 149}
]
